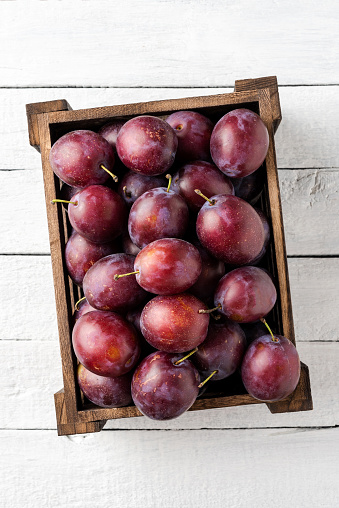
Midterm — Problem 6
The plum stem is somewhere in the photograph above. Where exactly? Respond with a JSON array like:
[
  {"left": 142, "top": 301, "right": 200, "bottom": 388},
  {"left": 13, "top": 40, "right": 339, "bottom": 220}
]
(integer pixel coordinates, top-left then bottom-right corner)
[
  {"left": 100, "top": 164, "right": 118, "bottom": 183},
  {"left": 75, "top": 296, "right": 86, "bottom": 311},
  {"left": 194, "top": 189, "right": 215, "bottom": 206},
  {"left": 260, "top": 318, "right": 279, "bottom": 342},
  {"left": 114, "top": 270, "right": 140, "bottom": 281},
  {"left": 174, "top": 347, "right": 198, "bottom": 365},
  {"left": 166, "top": 174, "right": 172, "bottom": 192},
  {"left": 198, "top": 303, "right": 221, "bottom": 314},
  {"left": 123, "top": 185, "right": 132, "bottom": 198},
  {"left": 198, "top": 370, "right": 218, "bottom": 388},
  {"left": 51, "top": 198, "right": 78, "bottom": 205}
]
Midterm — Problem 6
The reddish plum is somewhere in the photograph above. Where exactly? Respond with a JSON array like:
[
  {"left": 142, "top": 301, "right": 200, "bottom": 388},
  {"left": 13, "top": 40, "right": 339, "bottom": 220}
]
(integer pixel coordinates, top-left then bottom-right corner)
[
  {"left": 210, "top": 109, "right": 269, "bottom": 178},
  {"left": 132, "top": 351, "right": 200, "bottom": 420},
  {"left": 72, "top": 299, "right": 97, "bottom": 324},
  {"left": 126, "top": 306, "right": 156, "bottom": 358},
  {"left": 126, "top": 306, "right": 143, "bottom": 334},
  {"left": 78, "top": 364, "right": 133, "bottom": 408},
  {"left": 248, "top": 208, "right": 271, "bottom": 265},
  {"left": 68, "top": 185, "right": 127, "bottom": 244},
  {"left": 99, "top": 120, "right": 125, "bottom": 151},
  {"left": 196, "top": 194, "right": 265, "bottom": 265},
  {"left": 193, "top": 319, "right": 247, "bottom": 380},
  {"left": 116, "top": 116, "right": 178, "bottom": 175},
  {"left": 122, "top": 231, "right": 141, "bottom": 256},
  {"left": 172, "top": 161, "right": 234, "bottom": 212},
  {"left": 140, "top": 293, "right": 209, "bottom": 353},
  {"left": 214, "top": 266, "right": 277, "bottom": 323},
  {"left": 166, "top": 110, "right": 213, "bottom": 162},
  {"left": 241, "top": 334, "right": 300, "bottom": 401},
  {"left": 128, "top": 187, "right": 189, "bottom": 249},
  {"left": 189, "top": 244, "right": 226, "bottom": 301},
  {"left": 49, "top": 130, "right": 114, "bottom": 188},
  {"left": 118, "top": 171, "right": 166, "bottom": 207},
  {"left": 232, "top": 166, "right": 265, "bottom": 205},
  {"left": 72, "top": 311, "right": 140, "bottom": 377},
  {"left": 65, "top": 232, "right": 120, "bottom": 286},
  {"left": 83, "top": 253, "right": 148, "bottom": 312},
  {"left": 132, "top": 238, "right": 202, "bottom": 295}
]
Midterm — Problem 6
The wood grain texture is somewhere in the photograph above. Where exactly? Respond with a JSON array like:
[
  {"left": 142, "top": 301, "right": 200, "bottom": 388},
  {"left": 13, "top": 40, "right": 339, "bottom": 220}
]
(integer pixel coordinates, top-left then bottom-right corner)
[
  {"left": 26, "top": 100, "right": 71, "bottom": 150},
  {"left": 37, "top": 113, "right": 79, "bottom": 424},
  {"left": 1, "top": 340, "right": 337, "bottom": 430},
  {"left": 1, "top": 0, "right": 338, "bottom": 86},
  {"left": 1, "top": 87, "right": 338, "bottom": 170},
  {"left": 235, "top": 76, "right": 281, "bottom": 131},
  {"left": 2, "top": 168, "right": 338, "bottom": 256},
  {"left": 259, "top": 88, "right": 295, "bottom": 345},
  {"left": 1, "top": 428, "right": 338, "bottom": 508},
  {"left": 1, "top": 256, "right": 337, "bottom": 343}
]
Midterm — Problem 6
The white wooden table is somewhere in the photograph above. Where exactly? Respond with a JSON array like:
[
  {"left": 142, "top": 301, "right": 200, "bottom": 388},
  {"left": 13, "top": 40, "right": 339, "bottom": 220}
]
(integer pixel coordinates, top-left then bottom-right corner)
[{"left": 1, "top": 2, "right": 338, "bottom": 507}]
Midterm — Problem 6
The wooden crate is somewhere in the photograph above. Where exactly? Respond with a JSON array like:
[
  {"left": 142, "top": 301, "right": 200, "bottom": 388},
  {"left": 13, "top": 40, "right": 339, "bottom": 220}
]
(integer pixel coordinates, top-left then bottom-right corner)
[{"left": 26, "top": 76, "right": 312, "bottom": 436}]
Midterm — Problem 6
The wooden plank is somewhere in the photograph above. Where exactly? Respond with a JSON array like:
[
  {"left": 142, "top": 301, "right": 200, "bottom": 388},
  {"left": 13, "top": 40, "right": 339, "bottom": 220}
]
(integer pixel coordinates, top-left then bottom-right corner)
[
  {"left": 26, "top": 100, "right": 72, "bottom": 150},
  {"left": 1, "top": 1, "right": 338, "bottom": 86},
  {"left": 0, "top": 340, "right": 337, "bottom": 430},
  {"left": 1, "top": 87, "right": 338, "bottom": 171},
  {"left": 36, "top": 113, "right": 79, "bottom": 424},
  {"left": 1, "top": 428, "right": 338, "bottom": 508},
  {"left": 1, "top": 168, "right": 338, "bottom": 256},
  {"left": 1, "top": 256, "right": 338, "bottom": 343},
  {"left": 280, "top": 169, "right": 339, "bottom": 255},
  {"left": 259, "top": 88, "right": 295, "bottom": 345},
  {"left": 235, "top": 76, "right": 281, "bottom": 132}
]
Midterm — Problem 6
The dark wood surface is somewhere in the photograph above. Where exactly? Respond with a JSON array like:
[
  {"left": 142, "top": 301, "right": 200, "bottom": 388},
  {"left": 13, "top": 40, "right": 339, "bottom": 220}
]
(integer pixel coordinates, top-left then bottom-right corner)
[
  {"left": 26, "top": 100, "right": 72, "bottom": 151},
  {"left": 234, "top": 76, "right": 281, "bottom": 132},
  {"left": 26, "top": 76, "right": 312, "bottom": 436}
]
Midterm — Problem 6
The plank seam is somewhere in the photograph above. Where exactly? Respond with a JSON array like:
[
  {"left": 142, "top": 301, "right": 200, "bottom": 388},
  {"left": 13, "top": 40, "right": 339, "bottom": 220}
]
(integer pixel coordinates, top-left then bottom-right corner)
[
  {"left": 1, "top": 84, "right": 339, "bottom": 89},
  {"left": 1, "top": 425, "right": 338, "bottom": 432}
]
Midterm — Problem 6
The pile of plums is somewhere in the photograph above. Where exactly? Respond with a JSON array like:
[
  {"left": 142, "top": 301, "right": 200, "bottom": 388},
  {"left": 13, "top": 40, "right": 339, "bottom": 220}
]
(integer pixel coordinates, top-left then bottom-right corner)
[{"left": 49, "top": 107, "right": 301, "bottom": 421}]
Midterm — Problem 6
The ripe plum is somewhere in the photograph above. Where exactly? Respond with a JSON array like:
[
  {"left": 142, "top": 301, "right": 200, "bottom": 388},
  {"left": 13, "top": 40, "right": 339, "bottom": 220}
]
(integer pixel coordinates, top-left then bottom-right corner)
[
  {"left": 172, "top": 161, "right": 234, "bottom": 212},
  {"left": 118, "top": 171, "right": 166, "bottom": 207},
  {"left": 128, "top": 187, "right": 189, "bottom": 249},
  {"left": 196, "top": 194, "right": 265, "bottom": 265},
  {"left": 166, "top": 110, "right": 213, "bottom": 162},
  {"left": 131, "top": 351, "right": 200, "bottom": 420},
  {"left": 68, "top": 185, "right": 127, "bottom": 243},
  {"left": 241, "top": 334, "right": 300, "bottom": 401},
  {"left": 140, "top": 293, "right": 209, "bottom": 352},
  {"left": 116, "top": 116, "right": 177, "bottom": 175},
  {"left": 132, "top": 238, "right": 202, "bottom": 295},
  {"left": 214, "top": 266, "right": 277, "bottom": 323},
  {"left": 72, "top": 311, "right": 140, "bottom": 377},
  {"left": 49, "top": 130, "right": 115, "bottom": 188},
  {"left": 193, "top": 319, "right": 246, "bottom": 380},
  {"left": 65, "top": 232, "right": 120, "bottom": 286},
  {"left": 83, "top": 253, "right": 148, "bottom": 312},
  {"left": 210, "top": 109, "right": 269, "bottom": 178},
  {"left": 99, "top": 120, "right": 125, "bottom": 150},
  {"left": 78, "top": 364, "right": 133, "bottom": 408}
]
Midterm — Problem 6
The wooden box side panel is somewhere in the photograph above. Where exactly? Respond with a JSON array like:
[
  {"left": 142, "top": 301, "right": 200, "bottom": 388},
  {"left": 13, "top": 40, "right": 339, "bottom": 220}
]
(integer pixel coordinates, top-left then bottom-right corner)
[
  {"left": 258, "top": 88, "right": 295, "bottom": 345},
  {"left": 235, "top": 76, "right": 281, "bottom": 132},
  {"left": 26, "top": 99, "right": 72, "bottom": 151},
  {"left": 37, "top": 113, "right": 80, "bottom": 423}
]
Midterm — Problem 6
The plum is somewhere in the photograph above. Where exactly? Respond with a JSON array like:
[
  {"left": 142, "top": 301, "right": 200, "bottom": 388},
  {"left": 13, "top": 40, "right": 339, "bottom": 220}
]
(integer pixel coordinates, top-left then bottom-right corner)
[
  {"left": 116, "top": 115, "right": 178, "bottom": 175},
  {"left": 210, "top": 109, "right": 269, "bottom": 178}
]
